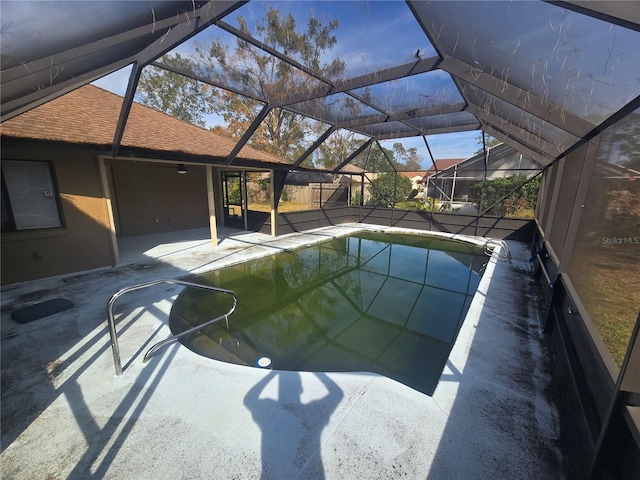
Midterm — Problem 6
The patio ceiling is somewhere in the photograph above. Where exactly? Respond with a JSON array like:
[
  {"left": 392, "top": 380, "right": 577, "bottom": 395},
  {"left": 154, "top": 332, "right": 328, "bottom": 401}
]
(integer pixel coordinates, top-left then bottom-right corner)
[{"left": 1, "top": 1, "right": 639, "bottom": 170}]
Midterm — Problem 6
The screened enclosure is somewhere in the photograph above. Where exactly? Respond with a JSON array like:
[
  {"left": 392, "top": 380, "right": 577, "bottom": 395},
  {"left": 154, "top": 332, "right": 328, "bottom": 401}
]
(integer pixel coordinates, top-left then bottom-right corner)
[
  {"left": 422, "top": 143, "right": 543, "bottom": 216},
  {"left": 3, "top": 1, "right": 638, "bottom": 165},
  {"left": 1, "top": 1, "right": 639, "bottom": 478}
]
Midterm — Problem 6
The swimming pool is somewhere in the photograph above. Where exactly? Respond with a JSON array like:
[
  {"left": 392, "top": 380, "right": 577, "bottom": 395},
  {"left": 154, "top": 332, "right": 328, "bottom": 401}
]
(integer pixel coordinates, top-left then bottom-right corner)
[{"left": 170, "top": 231, "right": 486, "bottom": 395}]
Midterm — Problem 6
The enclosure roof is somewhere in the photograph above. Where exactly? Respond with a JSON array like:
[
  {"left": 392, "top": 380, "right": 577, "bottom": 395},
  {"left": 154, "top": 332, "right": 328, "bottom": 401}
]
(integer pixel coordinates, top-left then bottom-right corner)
[
  {"left": 1, "top": 1, "right": 639, "bottom": 168},
  {"left": 424, "top": 144, "right": 541, "bottom": 181},
  {"left": 1, "top": 85, "right": 287, "bottom": 167},
  {"left": 424, "top": 159, "right": 466, "bottom": 177}
]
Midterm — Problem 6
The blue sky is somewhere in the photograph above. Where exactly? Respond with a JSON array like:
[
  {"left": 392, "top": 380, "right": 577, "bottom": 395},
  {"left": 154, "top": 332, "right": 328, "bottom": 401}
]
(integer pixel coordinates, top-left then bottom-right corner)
[
  {"left": 92, "top": 0, "right": 481, "bottom": 168},
  {"left": 226, "top": 0, "right": 437, "bottom": 78}
]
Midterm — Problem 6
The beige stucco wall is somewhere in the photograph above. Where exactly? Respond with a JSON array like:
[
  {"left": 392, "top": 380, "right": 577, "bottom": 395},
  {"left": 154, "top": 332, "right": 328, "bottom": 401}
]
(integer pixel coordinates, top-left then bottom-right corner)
[
  {"left": 1, "top": 141, "right": 116, "bottom": 285},
  {"left": 107, "top": 161, "right": 208, "bottom": 237}
]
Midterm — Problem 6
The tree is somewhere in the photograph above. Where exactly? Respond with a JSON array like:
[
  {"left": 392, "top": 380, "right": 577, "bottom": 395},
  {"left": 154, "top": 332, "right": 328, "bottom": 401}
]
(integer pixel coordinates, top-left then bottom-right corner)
[
  {"left": 137, "top": 53, "right": 216, "bottom": 127},
  {"left": 192, "top": 8, "right": 345, "bottom": 162},
  {"left": 352, "top": 144, "right": 399, "bottom": 172},
  {"left": 474, "top": 134, "right": 502, "bottom": 155},
  {"left": 368, "top": 173, "right": 412, "bottom": 207},
  {"left": 314, "top": 130, "right": 365, "bottom": 170},
  {"left": 393, "top": 143, "right": 423, "bottom": 171}
]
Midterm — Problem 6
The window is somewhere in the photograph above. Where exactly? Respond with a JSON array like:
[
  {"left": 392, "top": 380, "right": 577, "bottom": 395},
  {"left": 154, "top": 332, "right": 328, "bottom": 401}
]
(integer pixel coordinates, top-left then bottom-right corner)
[{"left": 1, "top": 160, "right": 62, "bottom": 232}]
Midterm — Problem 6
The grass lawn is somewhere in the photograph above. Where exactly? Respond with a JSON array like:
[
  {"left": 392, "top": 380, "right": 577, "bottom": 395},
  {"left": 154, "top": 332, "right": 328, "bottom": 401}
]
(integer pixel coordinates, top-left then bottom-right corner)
[
  {"left": 253, "top": 198, "right": 536, "bottom": 218},
  {"left": 249, "top": 201, "right": 309, "bottom": 213},
  {"left": 570, "top": 247, "right": 640, "bottom": 366},
  {"left": 394, "top": 199, "right": 535, "bottom": 218},
  {"left": 395, "top": 200, "right": 424, "bottom": 210}
]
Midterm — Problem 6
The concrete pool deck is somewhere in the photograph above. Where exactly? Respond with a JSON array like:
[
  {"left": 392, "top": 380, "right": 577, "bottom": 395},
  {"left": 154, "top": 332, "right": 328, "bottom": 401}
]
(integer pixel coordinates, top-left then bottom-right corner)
[{"left": 1, "top": 224, "right": 566, "bottom": 479}]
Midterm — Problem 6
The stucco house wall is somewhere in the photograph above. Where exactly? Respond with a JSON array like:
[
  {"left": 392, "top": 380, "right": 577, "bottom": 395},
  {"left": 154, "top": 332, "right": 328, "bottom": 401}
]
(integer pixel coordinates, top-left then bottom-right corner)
[
  {"left": 107, "top": 160, "right": 209, "bottom": 237},
  {"left": 1, "top": 140, "right": 116, "bottom": 285},
  {"left": 1, "top": 85, "right": 288, "bottom": 286}
]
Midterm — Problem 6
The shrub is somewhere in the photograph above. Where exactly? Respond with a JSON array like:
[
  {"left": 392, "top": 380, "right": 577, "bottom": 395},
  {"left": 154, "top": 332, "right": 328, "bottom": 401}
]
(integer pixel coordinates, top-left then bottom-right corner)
[
  {"left": 368, "top": 173, "right": 413, "bottom": 207},
  {"left": 469, "top": 175, "right": 540, "bottom": 217}
]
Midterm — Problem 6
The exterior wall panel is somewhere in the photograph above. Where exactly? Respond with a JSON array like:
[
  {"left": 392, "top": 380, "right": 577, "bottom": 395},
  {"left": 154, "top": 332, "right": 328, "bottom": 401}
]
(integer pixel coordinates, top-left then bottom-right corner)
[
  {"left": 1, "top": 141, "right": 115, "bottom": 285},
  {"left": 108, "top": 161, "right": 208, "bottom": 236},
  {"left": 547, "top": 144, "right": 590, "bottom": 263}
]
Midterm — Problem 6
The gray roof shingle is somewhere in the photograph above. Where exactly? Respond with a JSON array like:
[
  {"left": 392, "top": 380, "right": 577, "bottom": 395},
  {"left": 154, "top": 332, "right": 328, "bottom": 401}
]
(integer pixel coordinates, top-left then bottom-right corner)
[{"left": 1, "top": 85, "right": 288, "bottom": 166}]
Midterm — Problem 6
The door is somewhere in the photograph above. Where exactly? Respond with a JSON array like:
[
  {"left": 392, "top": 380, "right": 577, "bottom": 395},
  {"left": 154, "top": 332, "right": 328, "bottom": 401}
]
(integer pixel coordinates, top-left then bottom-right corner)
[{"left": 222, "top": 171, "right": 245, "bottom": 229}]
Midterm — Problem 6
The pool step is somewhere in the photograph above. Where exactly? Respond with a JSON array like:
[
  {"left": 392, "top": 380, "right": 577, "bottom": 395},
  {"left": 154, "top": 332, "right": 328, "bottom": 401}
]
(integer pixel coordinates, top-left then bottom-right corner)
[{"left": 171, "top": 314, "right": 263, "bottom": 367}]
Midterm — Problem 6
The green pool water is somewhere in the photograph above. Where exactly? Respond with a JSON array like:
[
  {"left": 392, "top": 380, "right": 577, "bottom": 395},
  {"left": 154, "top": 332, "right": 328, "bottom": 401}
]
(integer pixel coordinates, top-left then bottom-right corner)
[{"left": 170, "top": 231, "right": 486, "bottom": 395}]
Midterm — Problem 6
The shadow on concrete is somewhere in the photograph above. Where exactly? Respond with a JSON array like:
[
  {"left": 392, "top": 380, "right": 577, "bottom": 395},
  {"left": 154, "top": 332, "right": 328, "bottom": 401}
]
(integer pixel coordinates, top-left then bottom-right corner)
[
  {"left": 0, "top": 277, "right": 184, "bottom": 460},
  {"left": 425, "top": 241, "right": 568, "bottom": 479},
  {"left": 1, "top": 224, "right": 240, "bottom": 470},
  {"left": 0, "top": 223, "right": 354, "bottom": 478},
  {"left": 65, "top": 344, "right": 181, "bottom": 479},
  {"left": 244, "top": 370, "right": 343, "bottom": 479}
]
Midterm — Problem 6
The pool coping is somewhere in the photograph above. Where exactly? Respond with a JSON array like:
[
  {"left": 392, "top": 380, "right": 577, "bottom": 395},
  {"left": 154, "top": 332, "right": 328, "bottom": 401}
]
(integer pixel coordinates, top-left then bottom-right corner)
[{"left": 0, "top": 224, "right": 565, "bottom": 479}]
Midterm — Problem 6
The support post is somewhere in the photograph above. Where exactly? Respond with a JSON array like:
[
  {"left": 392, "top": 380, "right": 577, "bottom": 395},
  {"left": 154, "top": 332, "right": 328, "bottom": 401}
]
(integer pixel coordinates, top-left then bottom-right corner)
[
  {"left": 477, "top": 132, "right": 489, "bottom": 235},
  {"left": 98, "top": 157, "right": 120, "bottom": 264},
  {"left": 242, "top": 172, "right": 248, "bottom": 231},
  {"left": 206, "top": 165, "right": 218, "bottom": 245},
  {"left": 270, "top": 170, "right": 277, "bottom": 237},
  {"left": 450, "top": 165, "right": 458, "bottom": 210}
]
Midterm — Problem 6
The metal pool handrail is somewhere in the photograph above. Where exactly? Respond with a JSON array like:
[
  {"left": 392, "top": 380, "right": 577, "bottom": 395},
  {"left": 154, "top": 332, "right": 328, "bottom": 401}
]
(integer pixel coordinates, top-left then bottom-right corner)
[
  {"left": 107, "top": 279, "right": 237, "bottom": 376},
  {"left": 483, "top": 239, "right": 512, "bottom": 263}
]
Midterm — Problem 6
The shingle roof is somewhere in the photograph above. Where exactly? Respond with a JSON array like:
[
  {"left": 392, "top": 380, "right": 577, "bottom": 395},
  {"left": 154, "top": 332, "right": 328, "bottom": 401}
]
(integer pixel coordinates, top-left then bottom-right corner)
[
  {"left": 0, "top": 85, "right": 287, "bottom": 166},
  {"left": 398, "top": 171, "right": 427, "bottom": 179},
  {"left": 337, "top": 163, "right": 364, "bottom": 174}
]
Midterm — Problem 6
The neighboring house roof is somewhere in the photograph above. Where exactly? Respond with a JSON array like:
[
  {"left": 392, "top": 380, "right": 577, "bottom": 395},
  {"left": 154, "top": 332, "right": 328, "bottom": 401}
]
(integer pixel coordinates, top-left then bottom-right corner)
[
  {"left": 424, "top": 144, "right": 540, "bottom": 181},
  {"left": 422, "top": 159, "right": 465, "bottom": 181},
  {"left": 398, "top": 171, "right": 427, "bottom": 180},
  {"left": 336, "top": 163, "right": 365, "bottom": 174},
  {"left": 0, "top": 85, "right": 287, "bottom": 167}
]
